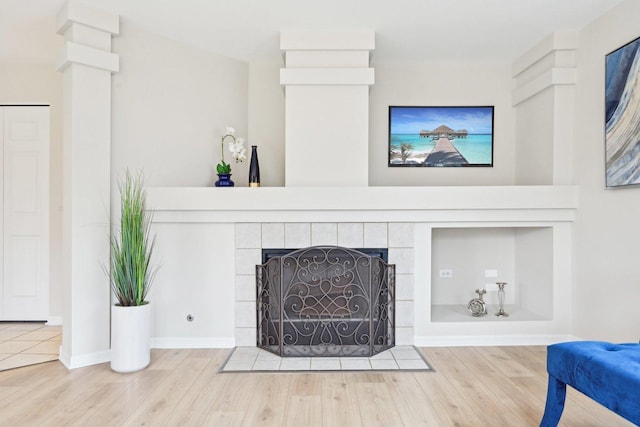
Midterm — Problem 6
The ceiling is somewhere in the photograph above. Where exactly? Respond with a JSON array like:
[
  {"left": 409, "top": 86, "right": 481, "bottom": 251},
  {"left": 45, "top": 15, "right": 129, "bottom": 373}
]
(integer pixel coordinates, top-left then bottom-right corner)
[{"left": 0, "top": 0, "right": 625, "bottom": 64}]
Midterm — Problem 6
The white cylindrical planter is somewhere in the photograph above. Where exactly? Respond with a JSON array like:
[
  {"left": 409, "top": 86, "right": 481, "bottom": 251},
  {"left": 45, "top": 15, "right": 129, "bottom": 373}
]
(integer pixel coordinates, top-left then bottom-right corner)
[{"left": 111, "top": 303, "right": 151, "bottom": 373}]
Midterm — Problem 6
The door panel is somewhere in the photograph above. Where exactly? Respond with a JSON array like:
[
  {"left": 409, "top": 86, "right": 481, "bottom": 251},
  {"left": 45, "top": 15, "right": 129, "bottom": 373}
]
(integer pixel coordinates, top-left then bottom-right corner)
[{"left": 1, "top": 106, "right": 50, "bottom": 320}]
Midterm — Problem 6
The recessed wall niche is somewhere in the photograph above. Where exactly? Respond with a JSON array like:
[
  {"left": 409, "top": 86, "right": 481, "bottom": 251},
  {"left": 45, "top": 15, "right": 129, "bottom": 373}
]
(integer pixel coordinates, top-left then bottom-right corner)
[{"left": 431, "top": 227, "right": 553, "bottom": 322}]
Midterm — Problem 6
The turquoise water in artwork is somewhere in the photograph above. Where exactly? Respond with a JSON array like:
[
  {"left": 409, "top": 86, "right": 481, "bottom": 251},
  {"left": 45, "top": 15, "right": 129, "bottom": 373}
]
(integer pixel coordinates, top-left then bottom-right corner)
[{"left": 390, "top": 134, "right": 493, "bottom": 165}]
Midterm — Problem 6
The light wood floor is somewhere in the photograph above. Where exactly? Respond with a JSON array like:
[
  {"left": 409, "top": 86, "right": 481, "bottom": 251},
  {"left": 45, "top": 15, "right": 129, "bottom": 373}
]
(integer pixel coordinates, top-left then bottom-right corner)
[{"left": 0, "top": 346, "right": 632, "bottom": 426}]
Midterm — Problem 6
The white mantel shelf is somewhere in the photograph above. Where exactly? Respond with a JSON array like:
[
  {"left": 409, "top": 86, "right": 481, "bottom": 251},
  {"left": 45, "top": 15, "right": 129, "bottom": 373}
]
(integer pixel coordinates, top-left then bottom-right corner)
[{"left": 147, "top": 185, "right": 578, "bottom": 224}]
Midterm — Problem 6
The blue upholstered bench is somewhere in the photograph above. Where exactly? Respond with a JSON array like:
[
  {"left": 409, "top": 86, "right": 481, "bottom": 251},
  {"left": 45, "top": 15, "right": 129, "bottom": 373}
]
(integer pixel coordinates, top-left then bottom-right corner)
[{"left": 540, "top": 341, "right": 640, "bottom": 426}]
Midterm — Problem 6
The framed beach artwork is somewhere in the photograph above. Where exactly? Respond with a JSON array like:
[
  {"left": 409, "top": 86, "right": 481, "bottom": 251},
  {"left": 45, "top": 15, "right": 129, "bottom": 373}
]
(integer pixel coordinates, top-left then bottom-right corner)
[
  {"left": 388, "top": 106, "right": 494, "bottom": 167},
  {"left": 605, "top": 36, "right": 640, "bottom": 187}
]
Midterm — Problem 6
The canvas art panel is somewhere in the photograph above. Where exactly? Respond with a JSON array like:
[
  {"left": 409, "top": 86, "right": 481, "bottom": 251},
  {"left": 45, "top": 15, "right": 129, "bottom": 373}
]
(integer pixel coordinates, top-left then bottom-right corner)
[
  {"left": 388, "top": 106, "right": 494, "bottom": 167},
  {"left": 605, "top": 36, "right": 640, "bottom": 187}
]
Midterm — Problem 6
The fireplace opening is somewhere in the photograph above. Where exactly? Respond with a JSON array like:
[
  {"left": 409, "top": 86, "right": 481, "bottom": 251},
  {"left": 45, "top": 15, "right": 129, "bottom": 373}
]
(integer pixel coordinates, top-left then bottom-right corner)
[{"left": 256, "top": 246, "right": 395, "bottom": 357}]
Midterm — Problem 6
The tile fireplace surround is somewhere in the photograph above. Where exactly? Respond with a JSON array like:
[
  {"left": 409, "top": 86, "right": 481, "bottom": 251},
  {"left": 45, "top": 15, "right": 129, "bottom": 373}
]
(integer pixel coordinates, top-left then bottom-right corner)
[{"left": 146, "top": 186, "right": 577, "bottom": 348}]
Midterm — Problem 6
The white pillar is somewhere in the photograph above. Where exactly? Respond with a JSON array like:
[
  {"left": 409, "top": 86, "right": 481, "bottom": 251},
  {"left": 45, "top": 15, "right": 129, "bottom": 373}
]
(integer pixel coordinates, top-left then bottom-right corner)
[
  {"left": 56, "top": 1, "right": 119, "bottom": 368},
  {"left": 280, "top": 31, "right": 375, "bottom": 187}
]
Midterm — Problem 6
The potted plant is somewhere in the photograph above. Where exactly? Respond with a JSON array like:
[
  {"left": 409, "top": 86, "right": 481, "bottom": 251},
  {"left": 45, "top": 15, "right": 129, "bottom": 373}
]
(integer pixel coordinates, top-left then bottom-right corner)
[
  {"left": 215, "top": 126, "right": 246, "bottom": 187},
  {"left": 109, "top": 170, "right": 157, "bottom": 373}
]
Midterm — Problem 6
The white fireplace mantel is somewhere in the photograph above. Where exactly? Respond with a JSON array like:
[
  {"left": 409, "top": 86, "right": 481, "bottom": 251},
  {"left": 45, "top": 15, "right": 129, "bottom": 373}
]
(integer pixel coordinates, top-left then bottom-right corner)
[{"left": 146, "top": 185, "right": 578, "bottom": 223}]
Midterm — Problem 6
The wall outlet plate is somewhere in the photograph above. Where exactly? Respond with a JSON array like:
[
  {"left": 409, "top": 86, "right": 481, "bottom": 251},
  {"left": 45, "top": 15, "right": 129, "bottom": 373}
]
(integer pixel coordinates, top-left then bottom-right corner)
[{"left": 439, "top": 269, "right": 453, "bottom": 278}]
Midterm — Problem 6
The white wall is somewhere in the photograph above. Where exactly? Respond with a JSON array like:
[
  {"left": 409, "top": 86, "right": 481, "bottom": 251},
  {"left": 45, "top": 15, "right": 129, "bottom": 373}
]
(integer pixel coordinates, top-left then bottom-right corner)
[
  {"left": 111, "top": 20, "right": 249, "bottom": 189},
  {"left": 248, "top": 60, "right": 285, "bottom": 187},
  {"left": 369, "top": 62, "right": 515, "bottom": 186},
  {"left": 573, "top": 0, "right": 640, "bottom": 341},
  {"left": 0, "top": 63, "right": 63, "bottom": 322}
]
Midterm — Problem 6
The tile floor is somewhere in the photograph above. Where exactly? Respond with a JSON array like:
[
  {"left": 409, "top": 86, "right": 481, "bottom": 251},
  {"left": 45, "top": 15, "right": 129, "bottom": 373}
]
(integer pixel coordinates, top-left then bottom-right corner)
[
  {"left": 221, "top": 345, "right": 432, "bottom": 372},
  {"left": 0, "top": 322, "right": 61, "bottom": 371}
]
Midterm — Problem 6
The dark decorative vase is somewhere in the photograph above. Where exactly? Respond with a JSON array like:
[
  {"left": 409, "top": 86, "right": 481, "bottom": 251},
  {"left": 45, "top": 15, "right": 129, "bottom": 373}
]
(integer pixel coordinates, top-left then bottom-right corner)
[
  {"left": 249, "top": 145, "right": 260, "bottom": 187},
  {"left": 215, "top": 173, "right": 234, "bottom": 187}
]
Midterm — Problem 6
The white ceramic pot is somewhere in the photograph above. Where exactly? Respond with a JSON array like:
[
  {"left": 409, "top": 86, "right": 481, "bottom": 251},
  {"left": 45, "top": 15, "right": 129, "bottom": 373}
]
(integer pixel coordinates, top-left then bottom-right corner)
[{"left": 110, "top": 303, "right": 151, "bottom": 373}]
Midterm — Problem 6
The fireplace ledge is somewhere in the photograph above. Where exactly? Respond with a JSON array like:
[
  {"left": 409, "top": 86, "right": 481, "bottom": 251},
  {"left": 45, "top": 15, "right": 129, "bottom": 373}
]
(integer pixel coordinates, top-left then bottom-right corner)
[{"left": 146, "top": 185, "right": 577, "bottom": 223}]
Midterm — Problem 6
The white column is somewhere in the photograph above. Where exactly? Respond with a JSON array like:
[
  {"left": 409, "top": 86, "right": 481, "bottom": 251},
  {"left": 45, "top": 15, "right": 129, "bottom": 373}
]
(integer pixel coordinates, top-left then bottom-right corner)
[
  {"left": 280, "top": 31, "right": 375, "bottom": 187},
  {"left": 56, "top": 1, "right": 119, "bottom": 368}
]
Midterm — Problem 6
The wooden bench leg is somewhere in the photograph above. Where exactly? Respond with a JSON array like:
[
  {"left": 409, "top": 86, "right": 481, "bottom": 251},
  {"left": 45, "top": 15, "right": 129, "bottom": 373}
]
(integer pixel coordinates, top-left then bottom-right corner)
[{"left": 540, "top": 375, "right": 567, "bottom": 427}]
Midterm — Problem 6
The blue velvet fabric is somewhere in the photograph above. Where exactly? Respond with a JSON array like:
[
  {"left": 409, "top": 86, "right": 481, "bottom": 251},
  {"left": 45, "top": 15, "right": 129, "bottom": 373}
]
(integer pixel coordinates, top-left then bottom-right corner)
[{"left": 541, "top": 341, "right": 640, "bottom": 426}]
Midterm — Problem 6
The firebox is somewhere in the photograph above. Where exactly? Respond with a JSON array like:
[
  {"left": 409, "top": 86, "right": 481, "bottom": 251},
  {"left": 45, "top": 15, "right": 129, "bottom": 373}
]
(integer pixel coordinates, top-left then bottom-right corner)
[{"left": 256, "top": 246, "right": 395, "bottom": 357}]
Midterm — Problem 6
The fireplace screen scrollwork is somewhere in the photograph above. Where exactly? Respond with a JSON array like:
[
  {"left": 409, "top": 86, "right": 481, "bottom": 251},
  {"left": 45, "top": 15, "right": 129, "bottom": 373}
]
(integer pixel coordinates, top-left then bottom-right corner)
[{"left": 256, "top": 246, "right": 395, "bottom": 357}]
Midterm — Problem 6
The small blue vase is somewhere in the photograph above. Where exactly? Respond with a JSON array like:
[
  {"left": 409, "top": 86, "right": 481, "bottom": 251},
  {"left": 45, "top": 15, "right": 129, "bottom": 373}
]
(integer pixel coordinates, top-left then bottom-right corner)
[{"left": 215, "top": 173, "right": 234, "bottom": 187}]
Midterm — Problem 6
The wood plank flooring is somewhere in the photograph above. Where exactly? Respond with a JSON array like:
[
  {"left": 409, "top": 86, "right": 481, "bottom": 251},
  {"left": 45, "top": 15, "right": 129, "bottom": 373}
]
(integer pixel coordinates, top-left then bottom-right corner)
[{"left": 0, "top": 346, "right": 633, "bottom": 426}]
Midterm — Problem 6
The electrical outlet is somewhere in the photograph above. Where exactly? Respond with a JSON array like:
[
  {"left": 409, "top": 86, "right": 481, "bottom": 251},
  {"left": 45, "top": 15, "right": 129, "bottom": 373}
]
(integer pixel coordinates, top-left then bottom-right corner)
[
  {"left": 485, "top": 269, "right": 498, "bottom": 278},
  {"left": 439, "top": 269, "right": 453, "bottom": 278},
  {"left": 485, "top": 283, "right": 499, "bottom": 292}
]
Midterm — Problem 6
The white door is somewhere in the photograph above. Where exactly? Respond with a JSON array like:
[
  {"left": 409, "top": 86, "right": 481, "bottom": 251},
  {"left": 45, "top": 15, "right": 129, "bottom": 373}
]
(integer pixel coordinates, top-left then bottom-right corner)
[{"left": 1, "top": 106, "right": 50, "bottom": 320}]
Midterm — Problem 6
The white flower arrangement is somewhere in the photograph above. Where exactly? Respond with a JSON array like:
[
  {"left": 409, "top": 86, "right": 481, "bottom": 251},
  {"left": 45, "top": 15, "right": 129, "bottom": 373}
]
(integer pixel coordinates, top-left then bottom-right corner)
[{"left": 217, "top": 127, "right": 247, "bottom": 174}]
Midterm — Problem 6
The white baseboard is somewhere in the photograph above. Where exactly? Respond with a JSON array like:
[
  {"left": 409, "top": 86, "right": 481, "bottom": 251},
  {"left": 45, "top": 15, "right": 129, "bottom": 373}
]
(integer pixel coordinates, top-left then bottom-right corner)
[
  {"left": 46, "top": 316, "right": 63, "bottom": 326},
  {"left": 58, "top": 346, "right": 111, "bottom": 369},
  {"left": 414, "top": 334, "right": 579, "bottom": 347},
  {"left": 151, "top": 337, "right": 235, "bottom": 349}
]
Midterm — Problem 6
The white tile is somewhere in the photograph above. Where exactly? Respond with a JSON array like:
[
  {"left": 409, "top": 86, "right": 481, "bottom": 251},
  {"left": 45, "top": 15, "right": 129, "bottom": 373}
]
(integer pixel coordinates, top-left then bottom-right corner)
[
  {"left": 311, "top": 358, "right": 341, "bottom": 370},
  {"left": 280, "top": 357, "right": 311, "bottom": 370},
  {"left": 364, "top": 223, "right": 388, "bottom": 248},
  {"left": 388, "top": 223, "right": 415, "bottom": 248},
  {"left": 235, "top": 249, "right": 261, "bottom": 275},
  {"left": 262, "top": 223, "right": 285, "bottom": 248},
  {"left": 395, "top": 327, "right": 414, "bottom": 345},
  {"left": 235, "top": 223, "right": 261, "bottom": 249},
  {"left": 223, "top": 359, "right": 255, "bottom": 371},
  {"left": 311, "top": 223, "right": 338, "bottom": 246},
  {"left": 253, "top": 359, "right": 281, "bottom": 370},
  {"left": 285, "top": 223, "right": 311, "bottom": 248},
  {"left": 370, "top": 359, "right": 399, "bottom": 370},
  {"left": 395, "top": 274, "right": 414, "bottom": 301},
  {"left": 234, "top": 302, "right": 256, "bottom": 328},
  {"left": 391, "top": 348, "right": 421, "bottom": 360},
  {"left": 392, "top": 345, "right": 416, "bottom": 351},
  {"left": 235, "top": 328, "right": 256, "bottom": 346},
  {"left": 233, "top": 346, "right": 260, "bottom": 357},
  {"left": 235, "top": 275, "right": 256, "bottom": 302},
  {"left": 395, "top": 300, "right": 415, "bottom": 327},
  {"left": 257, "top": 350, "right": 281, "bottom": 361},
  {"left": 337, "top": 223, "right": 364, "bottom": 248},
  {"left": 0, "top": 354, "right": 58, "bottom": 371},
  {"left": 388, "top": 248, "right": 414, "bottom": 274},
  {"left": 340, "top": 358, "right": 371, "bottom": 370},
  {"left": 370, "top": 350, "right": 394, "bottom": 360},
  {"left": 396, "top": 359, "right": 430, "bottom": 370}
]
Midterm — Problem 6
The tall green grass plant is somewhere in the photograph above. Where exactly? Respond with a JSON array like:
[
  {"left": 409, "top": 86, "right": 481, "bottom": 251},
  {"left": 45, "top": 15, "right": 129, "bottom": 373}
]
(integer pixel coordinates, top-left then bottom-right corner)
[{"left": 110, "top": 171, "right": 156, "bottom": 306}]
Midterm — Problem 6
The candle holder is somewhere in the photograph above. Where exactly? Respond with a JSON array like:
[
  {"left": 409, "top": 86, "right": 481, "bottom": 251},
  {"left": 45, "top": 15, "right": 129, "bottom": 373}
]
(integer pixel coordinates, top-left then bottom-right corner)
[
  {"left": 495, "top": 282, "right": 509, "bottom": 317},
  {"left": 467, "top": 288, "right": 487, "bottom": 317}
]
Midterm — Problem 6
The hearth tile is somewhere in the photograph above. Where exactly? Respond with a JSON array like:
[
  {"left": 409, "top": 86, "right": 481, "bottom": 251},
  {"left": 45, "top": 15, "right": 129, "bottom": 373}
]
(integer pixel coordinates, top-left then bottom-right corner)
[
  {"left": 337, "top": 223, "right": 364, "bottom": 248},
  {"left": 284, "top": 223, "right": 311, "bottom": 248},
  {"left": 234, "top": 346, "right": 260, "bottom": 357},
  {"left": 235, "top": 275, "right": 256, "bottom": 302},
  {"left": 280, "top": 357, "right": 311, "bottom": 370},
  {"left": 396, "top": 359, "right": 430, "bottom": 370},
  {"left": 235, "top": 223, "right": 261, "bottom": 248},
  {"left": 235, "top": 249, "right": 261, "bottom": 275},
  {"left": 388, "top": 248, "right": 414, "bottom": 274},
  {"left": 370, "top": 350, "right": 394, "bottom": 360},
  {"left": 222, "top": 359, "right": 255, "bottom": 371},
  {"left": 310, "top": 358, "right": 341, "bottom": 371},
  {"left": 391, "top": 348, "right": 421, "bottom": 360},
  {"left": 340, "top": 358, "right": 371, "bottom": 370},
  {"left": 234, "top": 302, "right": 256, "bottom": 328},
  {"left": 364, "top": 223, "right": 387, "bottom": 247},
  {"left": 262, "top": 223, "right": 285, "bottom": 248},
  {"left": 388, "top": 223, "right": 415, "bottom": 248},
  {"left": 256, "top": 350, "right": 281, "bottom": 361},
  {"left": 311, "top": 223, "right": 338, "bottom": 246},
  {"left": 253, "top": 359, "right": 281, "bottom": 371},
  {"left": 395, "top": 301, "right": 415, "bottom": 327},
  {"left": 370, "top": 359, "right": 399, "bottom": 370},
  {"left": 395, "top": 274, "right": 415, "bottom": 300}
]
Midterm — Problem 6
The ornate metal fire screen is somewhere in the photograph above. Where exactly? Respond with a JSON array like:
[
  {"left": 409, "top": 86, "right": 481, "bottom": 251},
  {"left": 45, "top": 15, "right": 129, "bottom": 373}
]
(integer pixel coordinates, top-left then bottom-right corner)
[{"left": 256, "top": 246, "right": 395, "bottom": 357}]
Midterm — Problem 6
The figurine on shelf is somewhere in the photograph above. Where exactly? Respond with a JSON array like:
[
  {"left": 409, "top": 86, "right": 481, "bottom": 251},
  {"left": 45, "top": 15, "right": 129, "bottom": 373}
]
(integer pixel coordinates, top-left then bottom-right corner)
[{"left": 467, "top": 288, "right": 487, "bottom": 317}]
